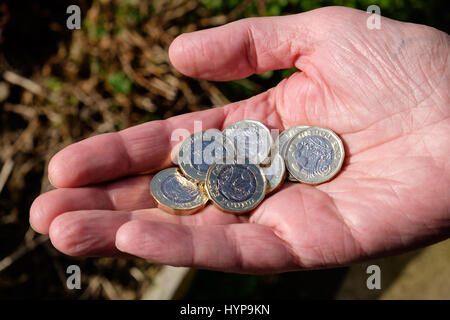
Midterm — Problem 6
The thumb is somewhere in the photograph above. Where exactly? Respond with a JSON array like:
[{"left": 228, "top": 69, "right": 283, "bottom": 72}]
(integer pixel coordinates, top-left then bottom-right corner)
[{"left": 168, "top": 12, "right": 319, "bottom": 81}]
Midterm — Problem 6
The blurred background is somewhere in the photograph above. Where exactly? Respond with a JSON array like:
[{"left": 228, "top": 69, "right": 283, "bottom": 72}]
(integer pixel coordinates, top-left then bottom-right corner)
[{"left": 0, "top": 0, "right": 449, "bottom": 300}]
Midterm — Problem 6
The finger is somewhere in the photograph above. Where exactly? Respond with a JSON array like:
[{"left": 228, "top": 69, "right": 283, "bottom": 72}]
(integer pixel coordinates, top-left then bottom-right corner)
[
  {"left": 49, "top": 210, "right": 129, "bottom": 257},
  {"left": 48, "top": 107, "right": 225, "bottom": 188},
  {"left": 48, "top": 90, "right": 283, "bottom": 188},
  {"left": 30, "top": 175, "right": 156, "bottom": 235},
  {"left": 115, "top": 220, "right": 298, "bottom": 273},
  {"left": 169, "top": 13, "right": 318, "bottom": 81},
  {"left": 48, "top": 207, "right": 244, "bottom": 257}
]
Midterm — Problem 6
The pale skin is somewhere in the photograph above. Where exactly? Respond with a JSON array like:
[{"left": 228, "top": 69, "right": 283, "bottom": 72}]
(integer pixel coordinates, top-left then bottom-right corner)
[{"left": 30, "top": 7, "right": 449, "bottom": 273}]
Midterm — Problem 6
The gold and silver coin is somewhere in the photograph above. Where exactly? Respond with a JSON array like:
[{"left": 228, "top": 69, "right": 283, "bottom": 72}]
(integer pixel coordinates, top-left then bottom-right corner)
[
  {"left": 260, "top": 153, "right": 286, "bottom": 194},
  {"left": 205, "top": 158, "right": 266, "bottom": 214},
  {"left": 223, "top": 120, "right": 272, "bottom": 165},
  {"left": 150, "top": 167, "right": 208, "bottom": 215},
  {"left": 275, "top": 125, "right": 309, "bottom": 181},
  {"left": 178, "top": 129, "right": 235, "bottom": 182},
  {"left": 285, "top": 127, "right": 344, "bottom": 184}
]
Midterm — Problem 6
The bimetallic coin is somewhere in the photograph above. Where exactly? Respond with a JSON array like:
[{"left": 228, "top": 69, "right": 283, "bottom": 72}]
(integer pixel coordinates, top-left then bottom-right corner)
[
  {"left": 178, "top": 129, "right": 235, "bottom": 182},
  {"left": 150, "top": 168, "right": 208, "bottom": 215},
  {"left": 274, "top": 125, "right": 310, "bottom": 181},
  {"left": 223, "top": 120, "right": 272, "bottom": 165},
  {"left": 285, "top": 127, "right": 344, "bottom": 184},
  {"left": 260, "top": 153, "right": 286, "bottom": 194},
  {"left": 205, "top": 158, "right": 266, "bottom": 214}
]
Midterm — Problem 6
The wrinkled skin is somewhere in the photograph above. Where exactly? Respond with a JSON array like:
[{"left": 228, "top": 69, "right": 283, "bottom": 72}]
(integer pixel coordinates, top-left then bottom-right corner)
[{"left": 30, "top": 7, "right": 449, "bottom": 273}]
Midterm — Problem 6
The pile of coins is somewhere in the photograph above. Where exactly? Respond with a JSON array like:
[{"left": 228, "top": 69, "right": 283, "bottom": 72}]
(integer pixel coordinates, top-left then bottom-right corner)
[{"left": 150, "top": 120, "right": 344, "bottom": 215}]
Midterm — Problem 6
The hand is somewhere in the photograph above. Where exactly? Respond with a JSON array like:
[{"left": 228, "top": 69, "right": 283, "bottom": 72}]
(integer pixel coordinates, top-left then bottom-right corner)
[{"left": 30, "top": 7, "right": 450, "bottom": 273}]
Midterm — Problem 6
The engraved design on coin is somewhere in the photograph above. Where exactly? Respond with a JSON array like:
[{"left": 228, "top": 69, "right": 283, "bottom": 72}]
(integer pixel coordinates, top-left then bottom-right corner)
[
  {"left": 205, "top": 159, "right": 266, "bottom": 214},
  {"left": 217, "top": 165, "right": 257, "bottom": 202},
  {"left": 179, "top": 129, "right": 234, "bottom": 181},
  {"left": 260, "top": 153, "right": 286, "bottom": 194},
  {"left": 294, "top": 136, "right": 334, "bottom": 175},
  {"left": 150, "top": 167, "right": 208, "bottom": 215},
  {"left": 223, "top": 120, "right": 272, "bottom": 164},
  {"left": 285, "top": 127, "right": 344, "bottom": 184},
  {"left": 161, "top": 175, "right": 200, "bottom": 203}
]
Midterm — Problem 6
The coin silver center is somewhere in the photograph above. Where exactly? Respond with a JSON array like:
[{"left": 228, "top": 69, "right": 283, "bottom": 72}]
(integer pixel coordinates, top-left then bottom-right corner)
[
  {"left": 294, "top": 135, "right": 334, "bottom": 174},
  {"left": 161, "top": 175, "right": 200, "bottom": 203},
  {"left": 217, "top": 165, "right": 257, "bottom": 202}
]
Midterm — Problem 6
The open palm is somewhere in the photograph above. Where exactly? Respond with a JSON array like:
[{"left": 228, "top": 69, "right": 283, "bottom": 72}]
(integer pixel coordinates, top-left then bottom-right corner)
[{"left": 30, "top": 7, "right": 449, "bottom": 273}]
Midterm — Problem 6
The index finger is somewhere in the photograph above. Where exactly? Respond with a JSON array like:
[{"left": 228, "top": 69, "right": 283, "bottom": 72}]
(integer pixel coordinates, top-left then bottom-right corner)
[
  {"left": 48, "top": 90, "right": 281, "bottom": 188},
  {"left": 48, "top": 107, "right": 225, "bottom": 188}
]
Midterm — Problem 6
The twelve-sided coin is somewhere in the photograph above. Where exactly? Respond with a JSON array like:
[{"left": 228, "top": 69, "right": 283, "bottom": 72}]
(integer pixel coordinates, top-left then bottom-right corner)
[
  {"left": 285, "top": 127, "right": 344, "bottom": 184},
  {"left": 150, "top": 167, "right": 208, "bottom": 215},
  {"left": 205, "top": 158, "right": 266, "bottom": 214}
]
